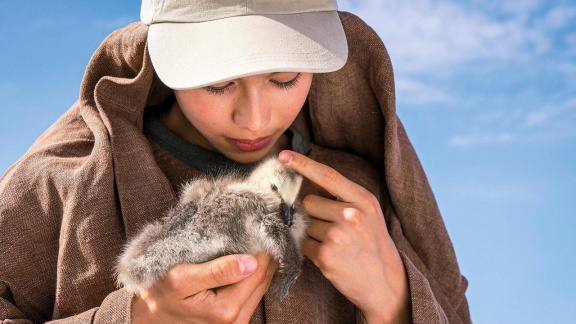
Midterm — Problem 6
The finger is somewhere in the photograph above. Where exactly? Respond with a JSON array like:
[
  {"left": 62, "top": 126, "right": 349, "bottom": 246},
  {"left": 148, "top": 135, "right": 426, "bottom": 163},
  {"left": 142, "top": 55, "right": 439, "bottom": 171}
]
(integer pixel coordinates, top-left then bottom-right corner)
[
  {"left": 172, "top": 254, "right": 274, "bottom": 323},
  {"left": 309, "top": 180, "right": 336, "bottom": 200},
  {"left": 301, "top": 236, "right": 322, "bottom": 267},
  {"left": 167, "top": 254, "right": 258, "bottom": 297},
  {"left": 306, "top": 217, "right": 332, "bottom": 242},
  {"left": 235, "top": 256, "right": 278, "bottom": 322},
  {"left": 279, "top": 150, "right": 368, "bottom": 202},
  {"left": 302, "top": 194, "right": 354, "bottom": 223},
  {"left": 213, "top": 253, "right": 275, "bottom": 306}
]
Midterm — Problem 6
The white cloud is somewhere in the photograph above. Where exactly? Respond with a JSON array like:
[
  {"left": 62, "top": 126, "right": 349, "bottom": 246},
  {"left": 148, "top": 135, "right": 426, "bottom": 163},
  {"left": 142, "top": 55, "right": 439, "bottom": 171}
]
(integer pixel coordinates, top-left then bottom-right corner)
[
  {"left": 340, "top": 0, "right": 549, "bottom": 73},
  {"left": 341, "top": 0, "right": 576, "bottom": 82},
  {"left": 394, "top": 78, "right": 451, "bottom": 105},
  {"left": 540, "top": 6, "right": 576, "bottom": 30},
  {"left": 450, "top": 97, "right": 576, "bottom": 147},
  {"left": 341, "top": 0, "right": 576, "bottom": 146},
  {"left": 471, "top": 0, "right": 542, "bottom": 16},
  {"left": 524, "top": 98, "right": 576, "bottom": 127},
  {"left": 565, "top": 33, "right": 576, "bottom": 56},
  {"left": 448, "top": 129, "right": 575, "bottom": 147},
  {"left": 449, "top": 132, "right": 517, "bottom": 147}
]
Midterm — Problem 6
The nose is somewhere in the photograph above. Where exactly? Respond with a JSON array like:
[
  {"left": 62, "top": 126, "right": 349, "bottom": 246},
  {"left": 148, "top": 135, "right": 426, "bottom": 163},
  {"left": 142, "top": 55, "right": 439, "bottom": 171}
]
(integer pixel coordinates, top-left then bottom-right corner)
[{"left": 232, "top": 88, "right": 271, "bottom": 132}]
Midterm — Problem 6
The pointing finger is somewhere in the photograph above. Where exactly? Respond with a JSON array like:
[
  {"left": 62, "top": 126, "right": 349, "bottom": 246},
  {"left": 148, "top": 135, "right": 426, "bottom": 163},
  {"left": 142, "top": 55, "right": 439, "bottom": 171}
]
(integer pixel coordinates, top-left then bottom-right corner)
[{"left": 278, "top": 150, "right": 368, "bottom": 203}]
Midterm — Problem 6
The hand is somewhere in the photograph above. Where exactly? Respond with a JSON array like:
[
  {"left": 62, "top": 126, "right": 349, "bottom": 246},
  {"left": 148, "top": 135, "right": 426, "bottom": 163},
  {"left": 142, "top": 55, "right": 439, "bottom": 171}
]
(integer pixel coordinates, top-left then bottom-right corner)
[
  {"left": 132, "top": 253, "right": 277, "bottom": 324},
  {"left": 279, "top": 150, "right": 411, "bottom": 324}
]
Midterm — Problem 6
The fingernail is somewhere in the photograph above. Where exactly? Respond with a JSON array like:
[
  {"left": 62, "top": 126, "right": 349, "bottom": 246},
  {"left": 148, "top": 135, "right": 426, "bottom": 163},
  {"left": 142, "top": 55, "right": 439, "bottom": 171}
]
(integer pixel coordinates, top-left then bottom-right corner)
[
  {"left": 239, "top": 256, "right": 257, "bottom": 275},
  {"left": 278, "top": 151, "right": 293, "bottom": 165}
]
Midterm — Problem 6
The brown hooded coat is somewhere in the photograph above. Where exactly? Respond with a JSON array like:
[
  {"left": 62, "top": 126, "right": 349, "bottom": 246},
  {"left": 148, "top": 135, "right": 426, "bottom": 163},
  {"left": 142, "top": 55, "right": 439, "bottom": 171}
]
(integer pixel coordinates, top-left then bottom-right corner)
[{"left": 0, "top": 12, "right": 471, "bottom": 324}]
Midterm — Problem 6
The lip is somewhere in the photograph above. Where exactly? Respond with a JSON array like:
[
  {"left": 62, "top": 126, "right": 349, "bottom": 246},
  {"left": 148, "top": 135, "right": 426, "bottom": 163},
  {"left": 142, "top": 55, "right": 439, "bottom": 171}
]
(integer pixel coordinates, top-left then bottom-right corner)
[{"left": 226, "top": 135, "right": 274, "bottom": 151}]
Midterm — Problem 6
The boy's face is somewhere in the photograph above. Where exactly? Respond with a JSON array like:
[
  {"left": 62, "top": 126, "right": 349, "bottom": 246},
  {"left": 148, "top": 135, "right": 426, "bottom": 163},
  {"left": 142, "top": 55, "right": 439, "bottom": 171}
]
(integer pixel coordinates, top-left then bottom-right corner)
[{"left": 166, "top": 72, "right": 313, "bottom": 164}]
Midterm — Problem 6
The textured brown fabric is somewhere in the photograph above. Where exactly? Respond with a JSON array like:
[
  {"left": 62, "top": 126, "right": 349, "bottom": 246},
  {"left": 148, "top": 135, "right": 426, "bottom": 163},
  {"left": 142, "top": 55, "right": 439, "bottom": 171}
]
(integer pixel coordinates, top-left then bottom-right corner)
[{"left": 0, "top": 12, "right": 471, "bottom": 323}]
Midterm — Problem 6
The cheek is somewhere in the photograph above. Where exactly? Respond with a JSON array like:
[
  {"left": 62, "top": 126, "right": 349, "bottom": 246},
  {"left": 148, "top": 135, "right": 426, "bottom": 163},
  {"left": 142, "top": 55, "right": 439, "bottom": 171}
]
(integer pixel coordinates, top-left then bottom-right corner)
[
  {"left": 176, "top": 91, "right": 228, "bottom": 130},
  {"left": 271, "top": 97, "right": 302, "bottom": 125},
  {"left": 276, "top": 78, "right": 312, "bottom": 120}
]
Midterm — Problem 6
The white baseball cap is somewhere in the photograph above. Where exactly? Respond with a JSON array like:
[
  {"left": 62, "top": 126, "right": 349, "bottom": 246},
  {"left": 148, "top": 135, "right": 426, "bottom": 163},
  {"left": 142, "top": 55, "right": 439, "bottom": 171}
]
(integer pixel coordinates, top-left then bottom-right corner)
[{"left": 141, "top": 0, "right": 348, "bottom": 90}]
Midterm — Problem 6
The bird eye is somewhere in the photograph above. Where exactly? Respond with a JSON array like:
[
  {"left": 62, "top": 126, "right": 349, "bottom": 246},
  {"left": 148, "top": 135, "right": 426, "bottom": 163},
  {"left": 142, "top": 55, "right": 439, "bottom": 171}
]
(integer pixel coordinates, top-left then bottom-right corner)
[{"left": 271, "top": 184, "right": 278, "bottom": 192}]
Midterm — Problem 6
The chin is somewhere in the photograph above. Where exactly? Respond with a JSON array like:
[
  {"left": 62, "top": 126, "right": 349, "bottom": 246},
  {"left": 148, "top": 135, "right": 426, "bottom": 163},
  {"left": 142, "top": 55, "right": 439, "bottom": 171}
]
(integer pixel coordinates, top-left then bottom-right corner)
[{"left": 226, "top": 150, "right": 273, "bottom": 165}]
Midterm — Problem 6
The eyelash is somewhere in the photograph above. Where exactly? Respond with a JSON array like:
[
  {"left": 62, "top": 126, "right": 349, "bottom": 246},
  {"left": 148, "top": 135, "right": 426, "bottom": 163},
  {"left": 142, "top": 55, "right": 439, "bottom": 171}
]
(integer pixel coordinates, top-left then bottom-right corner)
[
  {"left": 204, "top": 73, "right": 302, "bottom": 95},
  {"left": 204, "top": 83, "right": 233, "bottom": 95},
  {"left": 271, "top": 73, "right": 302, "bottom": 90}
]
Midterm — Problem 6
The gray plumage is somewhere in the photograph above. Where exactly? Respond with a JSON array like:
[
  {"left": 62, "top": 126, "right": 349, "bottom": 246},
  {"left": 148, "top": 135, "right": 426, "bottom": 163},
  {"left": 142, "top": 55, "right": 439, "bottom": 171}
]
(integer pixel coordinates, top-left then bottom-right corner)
[{"left": 115, "top": 157, "right": 308, "bottom": 303}]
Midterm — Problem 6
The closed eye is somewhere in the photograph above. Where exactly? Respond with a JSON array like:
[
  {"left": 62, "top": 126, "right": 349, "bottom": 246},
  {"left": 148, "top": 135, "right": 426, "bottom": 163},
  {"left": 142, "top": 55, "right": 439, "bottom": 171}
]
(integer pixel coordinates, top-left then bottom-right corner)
[
  {"left": 204, "top": 82, "right": 234, "bottom": 94},
  {"left": 270, "top": 73, "right": 301, "bottom": 90}
]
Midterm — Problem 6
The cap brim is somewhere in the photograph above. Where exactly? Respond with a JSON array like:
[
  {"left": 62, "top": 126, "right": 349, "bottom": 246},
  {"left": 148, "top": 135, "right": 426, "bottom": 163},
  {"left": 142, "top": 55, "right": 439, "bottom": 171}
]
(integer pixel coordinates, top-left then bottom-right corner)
[{"left": 147, "top": 11, "right": 348, "bottom": 90}]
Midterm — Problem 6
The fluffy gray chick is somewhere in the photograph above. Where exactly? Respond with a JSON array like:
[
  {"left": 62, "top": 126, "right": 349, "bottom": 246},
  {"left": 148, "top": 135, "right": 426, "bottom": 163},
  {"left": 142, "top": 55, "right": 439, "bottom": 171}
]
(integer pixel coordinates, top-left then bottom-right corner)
[{"left": 116, "top": 157, "right": 308, "bottom": 303}]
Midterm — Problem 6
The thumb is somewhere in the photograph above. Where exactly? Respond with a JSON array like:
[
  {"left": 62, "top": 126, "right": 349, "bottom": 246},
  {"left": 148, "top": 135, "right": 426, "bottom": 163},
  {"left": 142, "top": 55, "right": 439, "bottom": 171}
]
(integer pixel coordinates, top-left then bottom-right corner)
[{"left": 178, "top": 254, "right": 258, "bottom": 293}]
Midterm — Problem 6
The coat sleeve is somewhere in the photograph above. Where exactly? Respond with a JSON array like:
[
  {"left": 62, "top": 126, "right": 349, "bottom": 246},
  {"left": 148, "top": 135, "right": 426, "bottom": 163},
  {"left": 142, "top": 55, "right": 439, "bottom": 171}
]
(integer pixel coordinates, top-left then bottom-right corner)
[
  {"left": 45, "top": 289, "right": 133, "bottom": 324},
  {"left": 0, "top": 105, "right": 137, "bottom": 324},
  {"left": 1, "top": 286, "right": 133, "bottom": 324},
  {"left": 0, "top": 283, "right": 32, "bottom": 324},
  {"left": 1, "top": 22, "right": 175, "bottom": 324},
  {"left": 354, "top": 253, "right": 469, "bottom": 324},
  {"left": 0, "top": 162, "right": 134, "bottom": 324},
  {"left": 384, "top": 120, "right": 472, "bottom": 324},
  {"left": 0, "top": 169, "right": 134, "bottom": 324}
]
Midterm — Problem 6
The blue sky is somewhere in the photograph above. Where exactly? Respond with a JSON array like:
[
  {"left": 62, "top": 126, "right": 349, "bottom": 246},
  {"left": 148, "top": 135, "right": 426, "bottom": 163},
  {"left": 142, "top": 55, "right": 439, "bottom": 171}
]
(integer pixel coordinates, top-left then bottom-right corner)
[{"left": 1, "top": 1, "right": 575, "bottom": 323}]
